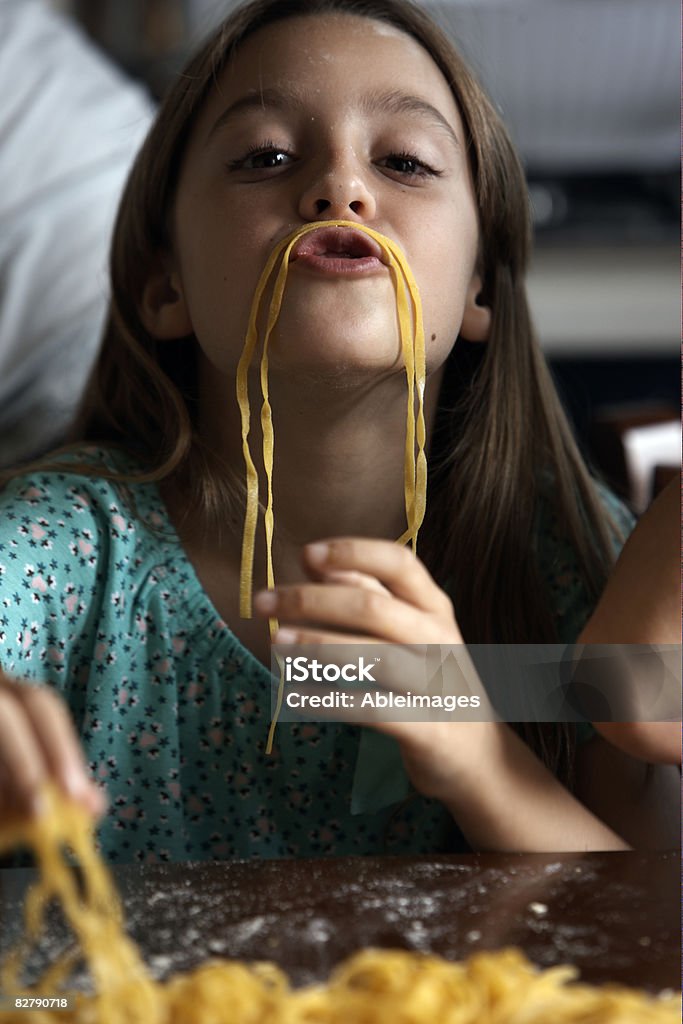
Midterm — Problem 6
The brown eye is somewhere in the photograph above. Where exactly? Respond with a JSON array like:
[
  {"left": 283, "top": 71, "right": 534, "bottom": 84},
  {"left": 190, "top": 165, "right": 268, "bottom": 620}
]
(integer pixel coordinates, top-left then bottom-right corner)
[
  {"left": 380, "top": 152, "right": 440, "bottom": 179},
  {"left": 246, "top": 149, "right": 292, "bottom": 169},
  {"left": 228, "top": 143, "right": 295, "bottom": 172},
  {"left": 387, "top": 155, "right": 421, "bottom": 174}
]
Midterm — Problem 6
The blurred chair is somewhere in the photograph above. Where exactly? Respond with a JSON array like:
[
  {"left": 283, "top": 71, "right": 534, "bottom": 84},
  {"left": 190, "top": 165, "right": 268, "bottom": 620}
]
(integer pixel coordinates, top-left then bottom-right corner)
[{"left": 590, "top": 402, "right": 680, "bottom": 513}]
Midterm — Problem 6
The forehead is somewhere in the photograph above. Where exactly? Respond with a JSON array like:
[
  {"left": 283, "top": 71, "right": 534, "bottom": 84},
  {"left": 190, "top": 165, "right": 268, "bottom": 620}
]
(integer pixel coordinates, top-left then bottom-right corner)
[{"left": 196, "top": 12, "right": 462, "bottom": 132}]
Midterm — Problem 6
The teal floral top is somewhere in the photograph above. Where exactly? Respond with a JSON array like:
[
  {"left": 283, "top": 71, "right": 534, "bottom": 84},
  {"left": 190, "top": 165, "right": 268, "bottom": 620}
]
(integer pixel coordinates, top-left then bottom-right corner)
[{"left": 0, "top": 450, "right": 630, "bottom": 863}]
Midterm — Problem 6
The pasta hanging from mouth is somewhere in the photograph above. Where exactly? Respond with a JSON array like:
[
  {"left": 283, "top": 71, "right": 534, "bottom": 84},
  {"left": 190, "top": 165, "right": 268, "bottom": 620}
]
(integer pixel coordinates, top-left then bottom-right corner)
[{"left": 235, "top": 222, "right": 427, "bottom": 753}]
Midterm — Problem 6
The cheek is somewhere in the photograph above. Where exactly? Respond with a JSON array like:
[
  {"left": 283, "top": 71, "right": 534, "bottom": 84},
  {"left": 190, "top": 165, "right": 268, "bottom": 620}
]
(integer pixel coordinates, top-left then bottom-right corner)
[
  {"left": 412, "top": 214, "right": 479, "bottom": 366},
  {"left": 176, "top": 182, "right": 261, "bottom": 279},
  {"left": 413, "top": 254, "right": 479, "bottom": 368},
  {"left": 420, "top": 285, "right": 466, "bottom": 373},
  {"left": 174, "top": 210, "right": 274, "bottom": 369}
]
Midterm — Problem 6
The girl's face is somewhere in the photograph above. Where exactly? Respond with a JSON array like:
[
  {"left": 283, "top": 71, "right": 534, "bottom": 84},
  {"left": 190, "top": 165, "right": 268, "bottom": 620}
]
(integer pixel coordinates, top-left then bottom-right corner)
[{"left": 154, "top": 14, "right": 488, "bottom": 382}]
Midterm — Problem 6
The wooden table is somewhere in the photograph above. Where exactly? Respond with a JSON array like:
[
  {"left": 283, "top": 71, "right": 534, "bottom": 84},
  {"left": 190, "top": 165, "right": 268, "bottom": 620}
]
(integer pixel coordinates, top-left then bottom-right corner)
[{"left": 0, "top": 851, "right": 679, "bottom": 993}]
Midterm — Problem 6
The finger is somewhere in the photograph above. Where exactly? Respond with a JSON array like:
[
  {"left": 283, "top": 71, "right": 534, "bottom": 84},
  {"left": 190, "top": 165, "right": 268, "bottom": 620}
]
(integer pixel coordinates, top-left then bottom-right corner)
[
  {"left": 272, "top": 640, "right": 487, "bottom": 708},
  {"left": 274, "top": 626, "right": 377, "bottom": 645},
  {"left": 313, "top": 568, "right": 392, "bottom": 598},
  {"left": 303, "top": 538, "right": 455, "bottom": 618},
  {"left": 18, "top": 686, "right": 105, "bottom": 816},
  {"left": 0, "top": 679, "right": 105, "bottom": 819},
  {"left": 256, "top": 582, "right": 445, "bottom": 644},
  {"left": 0, "top": 687, "right": 49, "bottom": 817}
]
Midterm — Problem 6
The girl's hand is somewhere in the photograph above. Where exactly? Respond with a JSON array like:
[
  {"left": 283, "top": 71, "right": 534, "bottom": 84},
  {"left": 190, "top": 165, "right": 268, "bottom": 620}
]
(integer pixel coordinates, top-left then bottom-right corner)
[
  {"left": 0, "top": 671, "right": 105, "bottom": 822},
  {"left": 255, "top": 537, "right": 464, "bottom": 645},
  {"left": 254, "top": 539, "right": 636, "bottom": 852},
  {"left": 253, "top": 537, "right": 493, "bottom": 803}
]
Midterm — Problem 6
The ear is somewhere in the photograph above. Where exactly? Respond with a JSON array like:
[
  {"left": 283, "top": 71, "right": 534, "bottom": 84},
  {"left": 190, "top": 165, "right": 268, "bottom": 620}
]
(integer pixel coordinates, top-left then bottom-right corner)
[
  {"left": 459, "top": 273, "right": 491, "bottom": 343},
  {"left": 139, "top": 264, "right": 193, "bottom": 339}
]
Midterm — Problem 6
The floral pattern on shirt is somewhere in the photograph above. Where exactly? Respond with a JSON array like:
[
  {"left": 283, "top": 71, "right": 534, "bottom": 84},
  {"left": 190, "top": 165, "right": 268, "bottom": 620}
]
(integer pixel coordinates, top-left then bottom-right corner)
[{"left": 0, "top": 451, "right": 630, "bottom": 863}]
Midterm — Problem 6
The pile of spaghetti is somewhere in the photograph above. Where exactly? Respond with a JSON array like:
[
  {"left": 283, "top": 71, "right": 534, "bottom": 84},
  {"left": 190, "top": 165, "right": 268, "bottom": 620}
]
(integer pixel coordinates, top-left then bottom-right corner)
[{"left": 0, "top": 789, "right": 678, "bottom": 1023}]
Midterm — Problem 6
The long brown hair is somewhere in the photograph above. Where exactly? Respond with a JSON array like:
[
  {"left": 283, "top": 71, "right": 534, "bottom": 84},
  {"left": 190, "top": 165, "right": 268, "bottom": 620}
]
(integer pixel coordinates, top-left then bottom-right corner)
[{"left": 6, "top": 0, "right": 622, "bottom": 779}]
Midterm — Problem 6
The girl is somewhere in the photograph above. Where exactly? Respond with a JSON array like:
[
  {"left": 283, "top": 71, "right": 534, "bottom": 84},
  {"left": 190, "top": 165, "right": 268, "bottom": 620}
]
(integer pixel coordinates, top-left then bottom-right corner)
[{"left": 0, "top": 0, "right": 676, "bottom": 861}]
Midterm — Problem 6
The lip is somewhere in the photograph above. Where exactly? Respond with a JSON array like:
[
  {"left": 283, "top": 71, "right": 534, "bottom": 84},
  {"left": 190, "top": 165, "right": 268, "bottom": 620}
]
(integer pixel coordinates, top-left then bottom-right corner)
[{"left": 290, "top": 226, "right": 385, "bottom": 276}]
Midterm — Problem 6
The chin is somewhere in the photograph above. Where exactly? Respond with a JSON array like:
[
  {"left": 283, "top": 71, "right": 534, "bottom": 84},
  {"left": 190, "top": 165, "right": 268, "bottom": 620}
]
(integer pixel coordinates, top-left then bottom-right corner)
[
  {"left": 275, "top": 279, "right": 399, "bottom": 341},
  {"left": 270, "top": 326, "right": 401, "bottom": 367},
  {"left": 269, "top": 348, "right": 404, "bottom": 388}
]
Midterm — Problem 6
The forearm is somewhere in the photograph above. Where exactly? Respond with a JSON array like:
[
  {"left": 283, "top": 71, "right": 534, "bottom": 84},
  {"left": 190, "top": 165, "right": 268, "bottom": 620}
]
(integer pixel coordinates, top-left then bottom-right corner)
[
  {"left": 0, "top": 668, "right": 104, "bottom": 819},
  {"left": 414, "top": 723, "right": 630, "bottom": 853},
  {"left": 580, "top": 477, "right": 680, "bottom": 645},
  {"left": 592, "top": 721, "right": 681, "bottom": 765}
]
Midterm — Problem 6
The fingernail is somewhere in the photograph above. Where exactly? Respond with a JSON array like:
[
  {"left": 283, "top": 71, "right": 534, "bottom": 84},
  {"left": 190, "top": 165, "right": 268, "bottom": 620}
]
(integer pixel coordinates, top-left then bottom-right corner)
[
  {"left": 29, "top": 791, "right": 45, "bottom": 819},
  {"left": 275, "top": 628, "right": 297, "bottom": 644},
  {"left": 306, "top": 542, "right": 329, "bottom": 566},
  {"left": 89, "top": 785, "right": 108, "bottom": 816},
  {"left": 254, "top": 590, "right": 277, "bottom": 613},
  {"left": 63, "top": 770, "right": 87, "bottom": 800}
]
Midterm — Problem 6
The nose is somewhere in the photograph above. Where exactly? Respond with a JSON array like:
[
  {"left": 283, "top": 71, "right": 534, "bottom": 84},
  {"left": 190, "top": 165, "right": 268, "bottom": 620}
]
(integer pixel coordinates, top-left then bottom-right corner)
[{"left": 298, "top": 152, "right": 377, "bottom": 222}]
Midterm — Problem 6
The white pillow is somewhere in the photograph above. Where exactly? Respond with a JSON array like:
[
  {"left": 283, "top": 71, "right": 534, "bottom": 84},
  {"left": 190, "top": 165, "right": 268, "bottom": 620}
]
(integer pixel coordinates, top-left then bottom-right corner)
[{"left": 0, "top": 0, "right": 153, "bottom": 465}]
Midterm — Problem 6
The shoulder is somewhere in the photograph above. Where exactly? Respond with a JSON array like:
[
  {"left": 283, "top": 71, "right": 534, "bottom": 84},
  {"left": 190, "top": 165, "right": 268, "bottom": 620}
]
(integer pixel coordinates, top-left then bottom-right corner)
[
  {"left": 592, "top": 481, "right": 635, "bottom": 549},
  {"left": 0, "top": 449, "right": 172, "bottom": 672},
  {"left": 0, "top": 448, "right": 155, "bottom": 557},
  {"left": 0, "top": 446, "right": 169, "bottom": 606}
]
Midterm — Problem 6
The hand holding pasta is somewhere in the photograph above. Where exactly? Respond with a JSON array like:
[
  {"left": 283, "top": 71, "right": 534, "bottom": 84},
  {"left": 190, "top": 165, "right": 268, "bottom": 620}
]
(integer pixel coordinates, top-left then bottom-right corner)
[
  {"left": 253, "top": 536, "right": 505, "bottom": 802},
  {"left": 238, "top": 221, "right": 428, "bottom": 753},
  {"left": 0, "top": 672, "right": 104, "bottom": 823},
  {"left": 256, "top": 537, "right": 460, "bottom": 645}
]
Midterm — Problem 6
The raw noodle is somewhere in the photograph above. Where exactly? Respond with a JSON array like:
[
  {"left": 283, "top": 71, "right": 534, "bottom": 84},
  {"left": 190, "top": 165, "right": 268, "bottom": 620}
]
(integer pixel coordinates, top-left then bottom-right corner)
[
  {"left": 234, "top": 222, "right": 427, "bottom": 753},
  {"left": 0, "top": 789, "right": 678, "bottom": 1024}
]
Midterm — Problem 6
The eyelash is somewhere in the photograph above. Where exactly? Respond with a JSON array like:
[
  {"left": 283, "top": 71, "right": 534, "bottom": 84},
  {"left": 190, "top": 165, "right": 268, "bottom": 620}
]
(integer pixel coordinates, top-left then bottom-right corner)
[
  {"left": 380, "top": 150, "right": 441, "bottom": 179},
  {"left": 227, "top": 142, "right": 442, "bottom": 179},
  {"left": 227, "top": 139, "right": 293, "bottom": 171}
]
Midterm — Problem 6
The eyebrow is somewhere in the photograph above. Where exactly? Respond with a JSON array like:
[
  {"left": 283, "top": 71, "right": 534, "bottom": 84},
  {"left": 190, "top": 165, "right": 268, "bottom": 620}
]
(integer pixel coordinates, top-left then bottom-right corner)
[{"left": 205, "top": 86, "right": 461, "bottom": 150}]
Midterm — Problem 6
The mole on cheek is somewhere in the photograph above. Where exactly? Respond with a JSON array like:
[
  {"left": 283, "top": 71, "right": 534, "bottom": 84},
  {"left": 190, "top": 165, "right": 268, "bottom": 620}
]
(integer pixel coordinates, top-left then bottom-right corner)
[{"left": 431, "top": 333, "right": 437, "bottom": 341}]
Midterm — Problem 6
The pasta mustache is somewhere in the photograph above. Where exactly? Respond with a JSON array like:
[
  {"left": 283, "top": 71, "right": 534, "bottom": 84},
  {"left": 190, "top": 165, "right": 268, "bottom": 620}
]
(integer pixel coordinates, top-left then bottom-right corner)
[
  {"left": 236, "top": 220, "right": 427, "bottom": 614},
  {"left": 0, "top": 787, "right": 679, "bottom": 1024},
  {"left": 236, "top": 222, "right": 428, "bottom": 753}
]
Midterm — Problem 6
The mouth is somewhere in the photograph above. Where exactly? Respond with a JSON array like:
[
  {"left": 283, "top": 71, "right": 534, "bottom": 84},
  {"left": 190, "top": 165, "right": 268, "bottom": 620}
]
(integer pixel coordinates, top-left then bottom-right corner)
[{"left": 290, "top": 226, "right": 385, "bottom": 275}]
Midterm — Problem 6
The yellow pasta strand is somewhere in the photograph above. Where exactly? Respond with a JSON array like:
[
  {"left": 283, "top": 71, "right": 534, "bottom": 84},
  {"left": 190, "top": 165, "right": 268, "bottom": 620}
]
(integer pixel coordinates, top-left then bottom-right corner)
[
  {"left": 237, "top": 220, "right": 427, "bottom": 617},
  {"left": 0, "top": 789, "right": 679, "bottom": 1023},
  {"left": 0, "top": 789, "right": 157, "bottom": 1024},
  {"left": 397, "top": 248, "right": 428, "bottom": 543},
  {"left": 236, "top": 223, "right": 428, "bottom": 752},
  {"left": 389, "top": 259, "right": 418, "bottom": 541}
]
